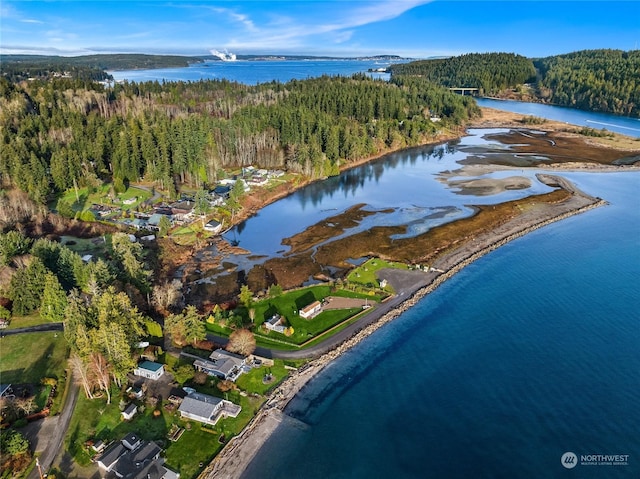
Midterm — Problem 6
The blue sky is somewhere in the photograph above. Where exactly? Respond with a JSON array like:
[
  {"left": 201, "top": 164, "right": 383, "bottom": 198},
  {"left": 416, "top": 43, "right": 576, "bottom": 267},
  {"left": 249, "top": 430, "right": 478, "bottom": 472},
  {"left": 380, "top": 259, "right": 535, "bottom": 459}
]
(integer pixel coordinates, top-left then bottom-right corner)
[{"left": 1, "top": 1, "right": 638, "bottom": 58}]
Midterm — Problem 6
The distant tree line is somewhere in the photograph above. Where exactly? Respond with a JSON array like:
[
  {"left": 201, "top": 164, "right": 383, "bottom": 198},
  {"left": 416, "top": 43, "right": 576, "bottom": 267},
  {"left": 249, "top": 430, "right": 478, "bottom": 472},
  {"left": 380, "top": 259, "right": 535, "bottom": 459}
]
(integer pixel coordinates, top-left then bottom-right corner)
[
  {"left": 0, "top": 53, "right": 203, "bottom": 81},
  {"left": 389, "top": 52, "right": 537, "bottom": 95},
  {"left": 533, "top": 49, "right": 640, "bottom": 116},
  {"left": 0, "top": 73, "right": 479, "bottom": 202},
  {"left": 390, "top": 49, "right": 640, "bottom": 117}
]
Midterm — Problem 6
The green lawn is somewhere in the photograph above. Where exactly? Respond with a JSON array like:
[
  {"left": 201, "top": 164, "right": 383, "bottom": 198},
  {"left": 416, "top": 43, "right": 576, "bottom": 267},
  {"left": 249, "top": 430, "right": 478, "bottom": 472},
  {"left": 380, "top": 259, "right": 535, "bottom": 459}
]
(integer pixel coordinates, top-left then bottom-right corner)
[
  {"left": 4, "top": 312, "right": 50, "bottom": 329},
  {"left": 346, "top": 258, "right": 407, "bottom": 291},
  {"left": 59, "top": 184, "right": 152, "bottom": 213},
  {"left": 0, "top": 332, "right": 69, "bottom": 383},
  {"left": 235, "top": 360, "right": 290, "bottom": 396},
  {"left": 206, "top": 284, "right": 382, "bottom": 347},
  {"left": 60, "top": 235, "right": 108, "bottom": 257},
  {"left": 65, "top": 363, "right": 278, "bottom": 478}
]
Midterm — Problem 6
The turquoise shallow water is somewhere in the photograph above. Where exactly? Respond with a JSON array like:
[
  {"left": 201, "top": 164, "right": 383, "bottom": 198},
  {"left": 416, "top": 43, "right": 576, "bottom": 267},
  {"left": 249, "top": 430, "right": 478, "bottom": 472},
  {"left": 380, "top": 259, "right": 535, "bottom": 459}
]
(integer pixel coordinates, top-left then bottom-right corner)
[{"left": 242, "top": 172, "right": 640, "bottom": 479}]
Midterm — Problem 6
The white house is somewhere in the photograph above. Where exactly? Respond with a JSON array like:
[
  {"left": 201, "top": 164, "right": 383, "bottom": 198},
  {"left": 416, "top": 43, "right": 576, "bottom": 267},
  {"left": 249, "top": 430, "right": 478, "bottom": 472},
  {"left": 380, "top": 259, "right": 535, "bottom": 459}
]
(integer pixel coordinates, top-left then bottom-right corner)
[
  {"left": 299, "top": 300, "right": 322, "bottom": 319},
  {"left": 264, "top": 314, "right": 286, "bottom": 334},
  {"left": 133, "top": 361, "right": 165, "bottom": 380},
  {"left": 121, "top": 403, "right": 138, "bottom": 421},
  {"left": 203, "top": 219, "right": 223, "bottom": 234},
  {"left": 178, "top": 392, "right": 241, "bottom": 426}
]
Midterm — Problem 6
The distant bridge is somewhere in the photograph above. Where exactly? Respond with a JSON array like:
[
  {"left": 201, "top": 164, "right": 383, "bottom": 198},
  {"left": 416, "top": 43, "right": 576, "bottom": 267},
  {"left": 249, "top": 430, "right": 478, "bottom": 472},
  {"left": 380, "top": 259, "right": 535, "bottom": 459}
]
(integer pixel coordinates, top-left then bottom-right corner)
[{"left": 448, "top": 87, "right": 479, "bottom": 96}]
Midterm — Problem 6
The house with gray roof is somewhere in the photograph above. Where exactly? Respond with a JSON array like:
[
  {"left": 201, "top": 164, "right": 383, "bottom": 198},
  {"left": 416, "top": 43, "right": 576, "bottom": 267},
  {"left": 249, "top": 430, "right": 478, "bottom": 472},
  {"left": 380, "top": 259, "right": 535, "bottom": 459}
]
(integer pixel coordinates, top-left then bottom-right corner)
[
  {"left": 113, "top": 440, "right": 162, "bottom": 479},
  {"left": 202, "top": 349, "right": 248, "bottom": 381},
  {"left": 97, "top": 435, "right": 178, "bottom": 479},
  {"left": 0, "top": 384, "right": 13, "bottom": 398},
  {"left": 121, "top": 403, "right": 138, "bottom": 421},
  {"left": 147, "top": 213, "right": 171, "bottom": 231},
  {"left": 178, "top": 392, "right": 241, "bottom": 426},
  {"left": 97, "top": 442, "right": 127, "bottom": 472},
  {"left": 264, "top": 314, "right": 286, "bottom": 334}
]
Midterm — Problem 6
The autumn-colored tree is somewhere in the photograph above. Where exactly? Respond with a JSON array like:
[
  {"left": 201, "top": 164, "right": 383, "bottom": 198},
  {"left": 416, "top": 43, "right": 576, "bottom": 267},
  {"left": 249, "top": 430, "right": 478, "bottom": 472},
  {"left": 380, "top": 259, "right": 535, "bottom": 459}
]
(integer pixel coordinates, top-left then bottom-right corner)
[
  {"left": 216, "top": 380, "right": 236, "bottom": 393},
  {"left": 238, "top": 284, "right": 253, "bottom": 308},
  {"left": 226, "top": 329, "right": 256, "bottom": 356}
]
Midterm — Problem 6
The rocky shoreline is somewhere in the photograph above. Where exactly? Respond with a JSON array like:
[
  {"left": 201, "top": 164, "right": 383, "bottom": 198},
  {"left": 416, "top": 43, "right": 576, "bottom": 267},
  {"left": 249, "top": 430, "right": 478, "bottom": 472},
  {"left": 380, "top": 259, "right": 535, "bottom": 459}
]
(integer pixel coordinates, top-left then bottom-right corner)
[{"left": 200, "top": 173, "right": 607, "bottom": 479}]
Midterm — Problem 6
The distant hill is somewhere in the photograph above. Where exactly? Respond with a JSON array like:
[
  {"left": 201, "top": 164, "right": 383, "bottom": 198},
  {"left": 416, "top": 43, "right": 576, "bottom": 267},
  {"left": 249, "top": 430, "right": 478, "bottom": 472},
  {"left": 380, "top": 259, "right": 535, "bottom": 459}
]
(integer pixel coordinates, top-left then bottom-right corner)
[
  {"left": 0, "top": 53, "right": 411, "bottom": 81},
  {"left": 533, "top": 49, "right": 640, "bottom": 117},
  {"left": 389, "top": 49, "right": 640, "bottom": 117},
  {"left": 388, "top": 52, "right": 537, "bottom": 94},
  {"left": 0, "top": 54, "right": 203, "bottom": 81}
]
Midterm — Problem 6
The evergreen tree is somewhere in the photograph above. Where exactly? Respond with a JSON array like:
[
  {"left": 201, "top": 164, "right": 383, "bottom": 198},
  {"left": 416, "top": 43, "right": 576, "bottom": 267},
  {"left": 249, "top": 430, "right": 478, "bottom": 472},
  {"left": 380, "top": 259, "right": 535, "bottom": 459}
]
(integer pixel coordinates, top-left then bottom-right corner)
[{"left": 41, "top": 272, "right": 68, "bottom": 322}]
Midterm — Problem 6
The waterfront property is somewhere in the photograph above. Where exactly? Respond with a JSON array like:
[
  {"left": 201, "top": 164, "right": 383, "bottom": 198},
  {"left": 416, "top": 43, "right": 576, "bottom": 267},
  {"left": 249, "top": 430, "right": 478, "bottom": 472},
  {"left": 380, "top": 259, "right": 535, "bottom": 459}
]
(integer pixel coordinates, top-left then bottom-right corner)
[
  {"left": 133, "top": 361, "right": 165, "bottom": 380},
  {"left": 193, "top": 349, "right": 247, "bottom": 381},
  {"left": 178, "top": 391, "right": 242, "bottom": 426},
  {"left": 204, "top": 219, "right": 223, "bottom": 234},
  {"left": 299, "top": 300, "right": 322, "bottom": 319}
]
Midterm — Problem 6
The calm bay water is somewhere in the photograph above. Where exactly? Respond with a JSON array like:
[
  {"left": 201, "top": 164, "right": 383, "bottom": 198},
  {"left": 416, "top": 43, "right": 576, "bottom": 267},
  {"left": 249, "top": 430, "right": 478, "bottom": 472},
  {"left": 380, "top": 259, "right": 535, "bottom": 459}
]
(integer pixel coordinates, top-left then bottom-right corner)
[
  {"left": 477, "top": 98, "right": 640, "bottom": 138},
  {"left": 109, "top": 59, "right": 392, "bottom": 85},
  {"left": 242, "top": 171, "right": 640, "bottom": 479},
  {"left": 113, "top": 61, "right": 640, "bottom": 476}
]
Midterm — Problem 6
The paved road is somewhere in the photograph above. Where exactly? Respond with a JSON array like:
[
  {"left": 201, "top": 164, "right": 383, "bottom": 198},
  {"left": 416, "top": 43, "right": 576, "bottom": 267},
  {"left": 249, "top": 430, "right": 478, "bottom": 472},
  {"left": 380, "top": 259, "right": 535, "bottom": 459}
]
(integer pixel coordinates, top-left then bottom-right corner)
[
  {"left": 1, "top": 323, "right": 63, "bottom": 336},
  {"left": 207, "top": 268, "right": 433, "bottom": 360},
  {"left": 26, "top": 374, "right": 79, "bottom": 479}
]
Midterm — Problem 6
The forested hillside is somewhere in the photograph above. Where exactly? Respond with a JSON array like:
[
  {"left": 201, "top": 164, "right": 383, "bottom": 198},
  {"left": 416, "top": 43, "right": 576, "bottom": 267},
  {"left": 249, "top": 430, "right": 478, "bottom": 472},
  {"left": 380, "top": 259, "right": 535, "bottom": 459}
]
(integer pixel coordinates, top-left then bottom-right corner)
[
  {"left": 390, "top": 49, "right": 640, "bottom": 117},
  {"left": 534, "top": 49, "right": 640, "bottom": 116},
  {"left": 388, "top": 52, "right": 536, "bottom": 95},
  {"left": 0, "top": 74, "right": 479, "bottom": 203},
  {"left": 0, "top": 53, "right": 201, "bottom": 81}
]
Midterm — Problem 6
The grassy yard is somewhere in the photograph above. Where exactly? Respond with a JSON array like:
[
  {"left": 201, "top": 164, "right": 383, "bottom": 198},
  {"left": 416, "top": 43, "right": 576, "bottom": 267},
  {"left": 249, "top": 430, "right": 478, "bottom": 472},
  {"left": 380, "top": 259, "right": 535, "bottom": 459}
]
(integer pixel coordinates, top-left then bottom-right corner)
[
  {"left": 60, "top": 235, "right": 108, "bottom": 257},
  {"left": 64, "top": 360, "right": 285, "bottom": 479},
  {"left": 206, "top": 284, "right": 382, "bottom": 347},
  {"left": 346, "top": 258, "right": 408, "bottom": 291},
  {"left": 0, "top": 332, "right": 69, "bottom": 383},
  {"left": 60, "top": 184, "right": 152, "bottom": 213},
  {"left": 4, "top": 312, "right": 50, "bottom": 329}
]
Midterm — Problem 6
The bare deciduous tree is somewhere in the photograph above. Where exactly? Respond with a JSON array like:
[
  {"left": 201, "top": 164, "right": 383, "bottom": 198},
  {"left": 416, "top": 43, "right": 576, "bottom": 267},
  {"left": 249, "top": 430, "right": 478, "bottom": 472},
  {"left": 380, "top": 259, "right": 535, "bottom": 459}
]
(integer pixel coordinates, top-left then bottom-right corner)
[
  {"left": 89, "top": 352, "right": 112, "bottom": 404},
  {"left": 70, "top": 354, "right": 95, "bottom": 399},
  {"left": 151, "top": 279, "right": 183, "bottom": 313},
  {"left": 226, "top": 329, "right": 256, "bottom": 356}
]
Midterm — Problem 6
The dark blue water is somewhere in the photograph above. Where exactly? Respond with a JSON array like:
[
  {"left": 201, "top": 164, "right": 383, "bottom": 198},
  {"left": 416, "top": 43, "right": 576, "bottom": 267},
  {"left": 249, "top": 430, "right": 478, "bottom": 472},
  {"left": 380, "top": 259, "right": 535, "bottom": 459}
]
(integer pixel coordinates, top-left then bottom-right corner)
[
  {"left": 113, "top": 60, "right": 640, "bottom": 475},
  {"left": 109, "top": 59, "right": 392, "bottom": 85},
  {"left": 242, "top": 171, "right": 640, "bottom": 478}
]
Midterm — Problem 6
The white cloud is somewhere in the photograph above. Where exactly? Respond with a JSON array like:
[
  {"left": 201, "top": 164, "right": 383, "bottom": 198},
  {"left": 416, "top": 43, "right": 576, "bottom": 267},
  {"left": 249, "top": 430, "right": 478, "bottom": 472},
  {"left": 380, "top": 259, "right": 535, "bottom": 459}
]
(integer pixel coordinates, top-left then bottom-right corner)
[
  {"left": 20, "top": 18, "right": 44, "bottom": 24},
  {"left": 220, "top": 0, "right": 432, "bottom": 52},
  {"left": 208, "top": 6, "right": 256, "bottom": 31}
]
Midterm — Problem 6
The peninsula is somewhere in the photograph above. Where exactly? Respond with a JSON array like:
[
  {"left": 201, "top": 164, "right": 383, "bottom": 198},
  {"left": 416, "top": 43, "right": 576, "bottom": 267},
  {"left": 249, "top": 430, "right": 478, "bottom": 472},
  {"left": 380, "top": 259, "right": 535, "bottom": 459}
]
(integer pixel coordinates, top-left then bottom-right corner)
[{"left": 199, "top": 112, "right": 637, "bottom": 478}]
